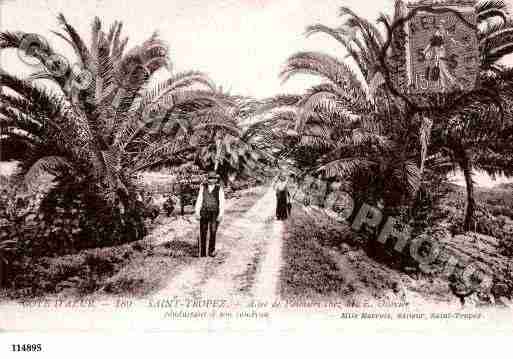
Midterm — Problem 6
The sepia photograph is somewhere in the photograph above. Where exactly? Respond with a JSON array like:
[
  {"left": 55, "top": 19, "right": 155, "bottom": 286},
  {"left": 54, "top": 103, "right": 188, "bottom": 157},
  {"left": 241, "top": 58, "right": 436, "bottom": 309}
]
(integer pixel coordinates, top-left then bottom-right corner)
[{"left": 0, "top": 0, "right": 513, "bottom": 344}]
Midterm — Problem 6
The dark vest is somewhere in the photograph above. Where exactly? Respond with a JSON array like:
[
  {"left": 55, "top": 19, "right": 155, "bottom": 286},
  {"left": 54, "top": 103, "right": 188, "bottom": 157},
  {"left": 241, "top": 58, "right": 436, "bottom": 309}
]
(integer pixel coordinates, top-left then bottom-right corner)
[
  {"left": 201, "top": 184, "right": 220, "bottom": 212},
  {"left": 430, "top": 34, "right": 444, "bottom": 47}
]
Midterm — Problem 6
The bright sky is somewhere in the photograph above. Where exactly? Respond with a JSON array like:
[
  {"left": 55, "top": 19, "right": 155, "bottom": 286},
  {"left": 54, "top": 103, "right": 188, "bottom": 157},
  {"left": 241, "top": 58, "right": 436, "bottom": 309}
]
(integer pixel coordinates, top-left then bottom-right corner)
[
  {"left": 0, "top": 0, "right": 400, "bottom": 98},
  {"left": 2, "top": 0, "right": 513, "bottom": 96}
]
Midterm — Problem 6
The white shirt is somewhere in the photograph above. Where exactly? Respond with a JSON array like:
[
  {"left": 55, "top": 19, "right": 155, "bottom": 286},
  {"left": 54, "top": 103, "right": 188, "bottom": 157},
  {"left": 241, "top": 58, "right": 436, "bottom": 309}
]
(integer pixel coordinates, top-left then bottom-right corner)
[
  {"left": 194, "top": 184, "right": 225, "bottom": 219},
  {"left": 274, "top": 179, "right": 288, "bottom": 191}
]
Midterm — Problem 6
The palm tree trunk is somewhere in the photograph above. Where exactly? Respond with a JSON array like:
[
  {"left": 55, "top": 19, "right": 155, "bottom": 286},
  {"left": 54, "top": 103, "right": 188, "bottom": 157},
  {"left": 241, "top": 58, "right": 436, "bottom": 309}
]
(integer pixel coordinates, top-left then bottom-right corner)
[
  {"left": 384, "top": 90, "right": 393, "bottom": 124},
  {"left": 322, "top": 178, "right": 334, "bottom": 207},
  {"left": 457, "top": 148, "right": 476, "bottom": 231},
  {"left": 462, "top": 164, "right": 476, "bottom": 232},
  {"left": 214, "top": 138, "right": 221, "bottom": 171}
]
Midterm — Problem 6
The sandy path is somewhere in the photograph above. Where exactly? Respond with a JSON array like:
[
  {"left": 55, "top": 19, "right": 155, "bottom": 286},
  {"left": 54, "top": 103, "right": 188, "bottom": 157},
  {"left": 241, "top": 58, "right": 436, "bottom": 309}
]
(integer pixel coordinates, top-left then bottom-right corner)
[
  {"left": 147, "top": 201, "right": 237, "bottom": 246},
  {"left": 252, "top": 220, "right": 284, "bottom": 300},
  {"left": 157, "top": 187, "right": 285, "bottom": 301}
]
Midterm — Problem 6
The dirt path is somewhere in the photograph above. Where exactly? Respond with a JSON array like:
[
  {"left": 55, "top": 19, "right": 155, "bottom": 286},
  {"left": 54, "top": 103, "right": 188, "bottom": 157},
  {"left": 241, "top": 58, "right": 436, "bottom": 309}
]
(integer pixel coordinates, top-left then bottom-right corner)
[
  {"left": 252, "top": 220, "right": 284, "bottom": 300},
  {"left": 146, "top": 201, "right": 237, "bottom": 246},
  {"left": 155, "top": 187, "right": 285, "bottom": 301}
]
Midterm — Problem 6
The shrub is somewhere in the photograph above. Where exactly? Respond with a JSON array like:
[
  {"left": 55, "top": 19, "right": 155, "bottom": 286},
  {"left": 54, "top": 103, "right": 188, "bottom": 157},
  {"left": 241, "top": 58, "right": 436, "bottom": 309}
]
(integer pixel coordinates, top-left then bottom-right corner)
[
  {"left": 138, "top": 190, "right": 161, "bottom": 221},
  {"left": 34, "top": 178, "right": 147, "bottom": 256},
  {"left": 162, "top": 195, "right": 177, "bottom": 216},
  {"left": 0, "top": 237, "right": 17, "bottom": 287},
  {"left": 0, "top": 176, "right": 148, "bottom": 259},
  {"left": 5, "top": 244, "right": 137, "bottom": 297}
]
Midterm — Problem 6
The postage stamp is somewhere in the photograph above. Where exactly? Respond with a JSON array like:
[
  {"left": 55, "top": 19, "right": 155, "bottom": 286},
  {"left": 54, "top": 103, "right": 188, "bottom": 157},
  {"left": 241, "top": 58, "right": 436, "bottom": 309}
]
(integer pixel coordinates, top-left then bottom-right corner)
[{"left": 1, "top": 0, "right": 513, "bottom": 345}]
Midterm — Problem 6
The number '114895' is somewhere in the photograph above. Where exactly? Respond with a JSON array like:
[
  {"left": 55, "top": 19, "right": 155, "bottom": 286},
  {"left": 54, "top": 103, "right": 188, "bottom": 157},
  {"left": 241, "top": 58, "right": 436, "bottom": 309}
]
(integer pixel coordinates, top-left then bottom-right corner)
[{"left": 11, "top": 344, "right": 42, "bottom": 352}]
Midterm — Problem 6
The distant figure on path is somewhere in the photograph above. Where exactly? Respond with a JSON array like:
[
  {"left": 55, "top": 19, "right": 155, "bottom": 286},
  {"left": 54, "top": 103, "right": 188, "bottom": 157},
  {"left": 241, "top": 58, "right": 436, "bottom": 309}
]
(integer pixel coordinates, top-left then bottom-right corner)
[
  {"left": 194, "top": 171, "right": 225, "bottom": 257},
  {"left": 274, "top": 174, "right": 290, "bottom": 221}
]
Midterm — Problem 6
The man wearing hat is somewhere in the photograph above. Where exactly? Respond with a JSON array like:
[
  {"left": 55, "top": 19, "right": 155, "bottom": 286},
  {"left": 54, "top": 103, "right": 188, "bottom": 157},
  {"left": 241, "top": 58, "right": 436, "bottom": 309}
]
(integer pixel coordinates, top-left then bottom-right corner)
[{"left": 194, "top": 171, "right": 225, "bottom": 257}]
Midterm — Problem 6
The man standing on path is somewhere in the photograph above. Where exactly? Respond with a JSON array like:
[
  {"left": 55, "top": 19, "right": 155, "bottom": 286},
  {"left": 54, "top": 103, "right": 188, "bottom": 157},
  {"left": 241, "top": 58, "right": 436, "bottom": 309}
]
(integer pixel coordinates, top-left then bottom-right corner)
[{"left": 194, "top": 171, "right": 225, "bottom": 257}]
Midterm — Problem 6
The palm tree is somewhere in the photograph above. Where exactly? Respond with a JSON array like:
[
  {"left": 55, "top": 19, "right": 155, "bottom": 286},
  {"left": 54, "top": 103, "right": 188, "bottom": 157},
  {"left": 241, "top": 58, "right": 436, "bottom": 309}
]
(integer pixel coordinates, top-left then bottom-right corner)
[
  {"left": 425, "top": 0, "right": 513, "bottom": 230},
  {"left": 0, "top": 14, "right": 223, "bottom": 242},
  {"left": 374, "top": 0, "right": 513, "bottom": 229},
  {"left": 157, "top": 95, "right": 279, "bottom": 184},
  {"left": 259, "top": 4, "right": 421, "bottom": 215},
  {"left": 266, "top": 0, "right": 513, "bottom": 228}
]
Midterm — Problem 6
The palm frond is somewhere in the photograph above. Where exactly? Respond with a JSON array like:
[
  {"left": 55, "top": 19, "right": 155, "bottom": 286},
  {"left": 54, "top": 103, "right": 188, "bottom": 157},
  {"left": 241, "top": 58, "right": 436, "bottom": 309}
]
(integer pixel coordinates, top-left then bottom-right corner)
[
  {"left": 111, "top": 21, "right": 125, "bottom": 60},
  {"left": 317, "top": 157, "right": 376, "bottom": 178},
  {"left": 0, "top": 73, "right": 65, "bottom": 119},
  {"left": 23, "top": 155, "right": 72, "bottom": 191},
  {"left": 90, "top": 16, "right": 101, "bottom": 60},
  {"left": 392, "top": 160, "right": 421, "bottom": 197},
  {"left": 253, "top": 95, "right": 303, "bottom": 118},
  {"left": 57, "top": 13, "right": 92, "bottom": 67},
  {"left": 187, "top": 107, "right": 241, "bottom": 137},
  {"left": 281, "top": 51, "right": 366, "bottom": 94},
  {"left": 0, "top": 95, "right": 45, "bottom": 133},
  {"left": 0, "top": 31, "right": 25, "bottom": 49},
  {"left": 476, "top": 0, "right": 508, "bottom": 23},
  {"left": 419, "top": 116, "right": 433, "bottom": 174},
  {"left": 480, "top": 27, "right": 513, "bottom": 58},
  {"left": 339, "top": 6, "right": 384, "bottom": 53},
  {"left": 305, "top": 24, "right": 369, "bottom": 78},
  {"left": 0, "top": 126, "right": 42, "bottom": 153},
  {"left": 141, "top": 71, "right": 216, "bottom": 107}
]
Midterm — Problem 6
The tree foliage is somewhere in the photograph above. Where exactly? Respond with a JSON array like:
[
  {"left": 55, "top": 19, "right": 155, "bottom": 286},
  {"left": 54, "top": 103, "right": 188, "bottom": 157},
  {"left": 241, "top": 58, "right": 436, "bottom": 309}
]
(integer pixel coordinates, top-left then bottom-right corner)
[
  {"left": 0, "top": 14, "right": 228, "bottom": 243},
  {"left": 269, "top": 0, "right": 513, "bottom": 228}
]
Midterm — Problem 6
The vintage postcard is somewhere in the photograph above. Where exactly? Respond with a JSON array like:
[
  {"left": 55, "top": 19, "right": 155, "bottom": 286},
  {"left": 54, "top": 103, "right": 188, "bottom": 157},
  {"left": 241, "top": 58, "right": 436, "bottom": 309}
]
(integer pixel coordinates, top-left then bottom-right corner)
[{"left": 1, "top": 0, "right": 513, "bottom": 345}]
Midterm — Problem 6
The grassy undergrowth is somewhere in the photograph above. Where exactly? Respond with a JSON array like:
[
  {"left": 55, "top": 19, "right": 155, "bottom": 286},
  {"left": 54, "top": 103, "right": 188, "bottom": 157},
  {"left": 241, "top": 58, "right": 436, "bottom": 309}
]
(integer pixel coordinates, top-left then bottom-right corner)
[
  {"left": 0, "top": 186, "right": 265, "bottom": 301},
  {"left": 279, "top": 205, "right": 355, "bottom": 299},
  {"left": 279, "top": 182, "right": 513, "bottom": 304},
  {"left": 0, "top": 237, "right": 198, "bottom": 300}
]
